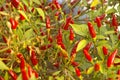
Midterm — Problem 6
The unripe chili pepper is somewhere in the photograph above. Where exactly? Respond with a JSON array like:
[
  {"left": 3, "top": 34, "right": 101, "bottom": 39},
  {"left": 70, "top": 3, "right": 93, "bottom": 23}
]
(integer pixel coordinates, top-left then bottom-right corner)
[
  {"left": 87, "top": 22, "right": 96, "bottom": 38},
  {"left": 9, "top": 18, "right": 18, "bottom": 29},
  {"left": 30, "top": 50, "right": 38, "bottom": 66},
  {"left": 94, "top": 63, "right": 100, "bottom": 71},
  {"left": 46, "top": 16, "right": 51, "bottom": 29},
  {"left": 75, "top": 67, "right": 81, "bottom": 77},
  {"left": 107, "top": 49, "right": 118, "bottom": 68},
  {"left": 83, "top": 42, "right": 92, "bottom": 51},
  {"left": 69, "top": 28, "right": 74, "bottom": 41},
  {"left": 19, "top": 14, "right": 25, "bottom": 21},
  {"left": 102, "top": 46, "right": 108, "bottom": 55},
  {"left": 83, "top": 49, "right": 92, "bottom": 62},
  {"left": 112, "top": 14, "right": 118, "bottom": 27},
  {"left": 53, "top": 0, "right": 61, "bottom": 9},
  {"left": 11, "top": 0, "right": 20, "bottom": 8},
  {"left": 21, "top": 69, "right": 28, "bottom": 80},
  {"left": 71, "top": 61, "right": 79, "bottom": 67},
  {"left": 63, "top": 15, "right": 72, "bottom": 30},
  {"left": 0, "top": 76, "right": 4, "bottom": 80},
  {"left": 8, "top": 70, "right": 18, "bottom": 80},
  {"left": 95, "top": 17, "right": 101, "bottom": 28}
]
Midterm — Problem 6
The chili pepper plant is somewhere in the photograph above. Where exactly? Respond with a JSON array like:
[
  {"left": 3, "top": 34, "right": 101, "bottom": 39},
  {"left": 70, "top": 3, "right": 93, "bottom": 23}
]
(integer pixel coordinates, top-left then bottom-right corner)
[{"left": 0, "top": 0, "right": 120, "bottom": 80}]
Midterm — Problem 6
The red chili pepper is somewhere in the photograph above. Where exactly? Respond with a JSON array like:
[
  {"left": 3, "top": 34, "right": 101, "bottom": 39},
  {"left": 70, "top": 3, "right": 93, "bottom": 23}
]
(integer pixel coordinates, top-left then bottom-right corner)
[
  {"left": 20, "top": 14, "right": 25, "bottom": 21},
  {"left": 2, "top": 35, "right": 7, "bottom": 43},
  {"left": 83, "top": 49, "right": 92, "bottom": 62},
  {"left": 63, "top": 15, "right": 72, "bottom": 30},
  {"left": 53, "top": 0, "right": 61, "bottom": 9},
  {"left": 55, "top": 11, "right": 60, "bottom": 16},
  {"left": 48, "top": 35, "right": 53, "bottom": 43},
  {"left": 8, "top": 70, "right": 18, "bottom": 80},
  {"left": 9, "top": 18, "right": 18, "bottom": 29},
  {"left": 71, "top": 61, "right": 79, "bottom": 67},
  {"left": 102, "top": 46, "right": 108, "bottom": 55},
  {"left": 112, "top": 14, "right": 118, "bottom": 27},
  {"left": 117, "top": 70, "right": 120, "bottom": 80},
  {"left": 30, "top": 50, "right": 38, "bottom": 66},
  {"left": 95, "top": 17, "right": 101, "bottom": 28},
  {"left": 0, "top": 76, "right": 4, "bottom": 80},
  {"left": 99, "top": 14, "right": 106, "bottom": 20},
  {"left": 27, "top": 65, "right": 33, "bottom": 78},
  {"left": 32, "top": 70, "right": 39, "bottom": 78},
  {"left": 94, "top": 63, "right": 100, "bottom": 71},
  {"left": 107, "top": 49, "right": 118, "bottom": 67},
  {"left": 118, "top": 34, "right": 120, "bottom": 40},
  {"left": 11, "top": 0, "right": 20, "bottom": 8},
  {"left": 21, "top": 69, "right": 28, "bottom": 80},
  {"left": 46, "top": 16, "right": 51, "bottom": 29},
  {"left": 87, "top": 22, "right": 96, "bottom": 38},
  {"left": 53, "top": 62, "right": 60, "bottom": 68},
  {"left": 69, "top": 28, "right": 74, "bottom": 41},
  {"left": 83, "top": 42, "right": 92, "bottom": 51},
  {"left": 56, "top": 28, "right": 62, "bottom": 45},
  {"left": 75, "top": 67, "right": 81, "bottom": 77}
]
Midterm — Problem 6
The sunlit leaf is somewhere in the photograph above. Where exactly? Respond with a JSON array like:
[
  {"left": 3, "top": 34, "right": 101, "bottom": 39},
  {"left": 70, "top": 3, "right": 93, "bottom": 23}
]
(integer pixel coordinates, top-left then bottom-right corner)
[
  {"left": 18, "top": 10, "right": 29, "bottom": 21},
  {"left": 97, "top": 46, "right": 104, "bottom": 60},
  {"left": 104, "top": 31, "right": 115, "bottom": 35},
  {"left": 53, "top": 71, "right": 61, "bottom": 76},
  {"left": 0, "top": 61, "right": 9, "bottom": 70},
  {"left": 86, "top": 66, "right": 94, "bottom": 74},
  {"left": 106, "top": 7, "right": 117, "bottom": 14},
  {"left": 36, "top": 8, "right": 45, "bottom": 21}
]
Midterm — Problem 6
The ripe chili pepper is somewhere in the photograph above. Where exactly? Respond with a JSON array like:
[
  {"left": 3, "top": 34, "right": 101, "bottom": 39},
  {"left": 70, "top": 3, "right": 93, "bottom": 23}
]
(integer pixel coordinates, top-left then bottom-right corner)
[
  {"left": 48, "top": 35, "right": 53, "bottom": 43},
  {"left": 53, "top": 0, "right": 61, "bottom": 9},
  {"left": 20, "top": 14, "right": 25, "bottom": 21},
  {"left": 112, "top": 14, "right": 118, "bottom": 27},
  {"left": 71, "top": 61, "right": 79, "bottom": 67},
  {"left": 118, "top": 34, "right": 120, "bottom": 40},
  {"left": 75, "top": 67, "right": 81, "bottom": 77},
  {"left": 83, "top": 49, "right": 92, "bottom": 62},
  {"left": 9, "top": 18, "right": 18, "bottom": 29},
  {"left": 21, "top": 69, "right": 28, "bottom": 80},
  {"left": 2, "top": 35, "right": 7, "bottom": 43},
  {"left": 94, "top": 63, "right": 100, "bottom": 71},
  {"left": 69, "top": 28, "right": 74, "bottom": 42},
  {"left": 117, "top": 70, "right": 120, "bottom": 80},
  {"left": 27, "top": 65, "right": 33, "bottom": 78},
  {"left": 63, "top": 15, "right": 72, "bottom": 30},
  {"left": 8, "top": 70, "right": 18, "bottom": 80},
  {"left": 56, "top": 28, "right": 62, "bottom": 45},
  {"left": 53, "top": 62, "right": 60, "bottom": 68},
  {"left": 30, "top": 50, "right": 38, "bottom": 66},
  {"left": 95, "top": 17, "right": 101, "bottom": 28},
  {"left": 0, "top": 76, "right": 4, "bottom": 80},
  {"left": 11, "top": 0, "right": 20, "bottom": 8},
  {"left": 83, "top": 42, "right": 92, "bottom": 51},
  {"left": 102, "top": 46, "right": 108, "bottom": 55},
  {"left": 32, "top": 70, "right": 39, "bottom": 78},
  {"left": 87, "top": 22, "right": 96, "bottom": 38},
  {"left": 99, "top": 14, "right": 106, "bottom": 20},
  {"left": 46, "top": 16, "right": 51, "bottom": 29},
  {"left": 107, "top": 49, "right": 118, "bottom": 67},
  {"left": 59, "top": 42, "right": 66, "bottom": 50}
]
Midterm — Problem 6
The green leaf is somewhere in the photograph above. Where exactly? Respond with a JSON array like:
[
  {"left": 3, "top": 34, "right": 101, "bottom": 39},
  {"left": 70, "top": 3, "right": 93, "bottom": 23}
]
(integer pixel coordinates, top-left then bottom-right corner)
[
  {"left": 21, "top": 0, "right": 29, "bottom": 7},
  {"left": 70, "top": 24, "right": 88, "bottom": 37},
  {"left": 86, "top": 66, "right": 94, "bottom": 74},
  {"left": 53, "top": 71, "right": 61, "bottom": 76},
  {"left": 76, "top": 39, "right": 87, "bottom": 52},
  {"left": 17, "top": 74, "right": 22, "bottom": 80},
  {"left": 114, "top": 58, "right": 120, "bottom": 63},
  {"left": 36, "top": 8, "right": 45, "bottom": 21},
  {"left": 90, "top": 0, "right": 101, "bottom": 7},
  {"left": 0, "top": 61, "right": 9, "bottom": 70},
  {"left": 23, "top": 29, "right": 35, "bottom": 40},
  {"left": 96, "top": 35, "right": 106, "bottom": 40},
  {"left": 96, "top": 47, "right": 104, "bottom": 60},
  {"left": 104, "top": 31, "right": 115, "bottom": 35},
  {"left": 97, "top": 40, "right": 108, "bottom": 47},
  {"left": 106, "top": 7, "right": 117, "bottom": 14},
  {"left": 15, "top": 27, "right": 23, "bottom": 40},
  {"left": 49, "top": 76, "right": 53, "bottom": 80},
  {"left": 33, "top": 0, "right": 41, "bottom": 5},
  {"left": 18, "top": 10, "right": 29, "bottom": 21},
  {"left": 4, "top": 72, "right": 9, "bottom": 80}
]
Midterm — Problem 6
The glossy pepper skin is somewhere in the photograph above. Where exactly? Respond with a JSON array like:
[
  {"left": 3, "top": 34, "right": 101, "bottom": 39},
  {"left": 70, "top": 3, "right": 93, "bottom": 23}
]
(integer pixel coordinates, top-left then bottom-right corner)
[
  {"left": 30, "top": 50, "right": 38, "bottom": 66},
  {"left": 46, "top": 16, "right": 51, "bottom": 29},
  {"left": 112, "top": 14, "right": 118, "bottom": 27},
  {"left": 8, "top": 70, "right": 18, "bottom": 80},
  {"left": 11, "top": 0, "right": 20, "bottom": 8},
  {"left": 87, "top": 22, "right": 96, "bottom": 38},
  {"left": 102, "top": 46, "right": 108, "bottom": 55},
  {"left": 95, "top": 17, "right": 101, "bottom": 28},
  {"left": 83, "top": 49, "right": 92, "bottom": 62},
  {"left": 56, "top": 28, "right": 62, "bottom": 45},
  {"left": 69, "top": 28, "right": 74, "bottom": 41},
  {"left": 83, "top": 42, "right": 92, "bottom": 51},
  {"left": 75, "top": 67, "right": 81, "bottom": 77},
  {"left": 21, "top": 69, "right": 28, "bottom": 80},
  {"left": 9, "top": 18, "right": 18, "bottom": 29},
  {"left": 107, "top": 49, "right": 118, "bottom": 68},
  {"left": 20, "top": 14, "right": 25, "bottom": 21}
]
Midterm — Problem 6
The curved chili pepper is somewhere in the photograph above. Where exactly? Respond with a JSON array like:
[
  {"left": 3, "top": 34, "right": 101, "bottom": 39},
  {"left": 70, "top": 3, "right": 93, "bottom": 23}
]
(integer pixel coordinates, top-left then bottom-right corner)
[
  {"left": 0, "top": 76, "right": 4, "bottom": 80},
  {"left": 53, "top": 0, "right": 61, "bottom": 9},
  {"left": 87, "top": 22, "right": 96, "bottom": 38},
  {"left": 46, "top": 16, "right": 51, "bottom": 29},
  {"left": 94, "top": 63, "right": 100, "bottom": 71},
  {"left": 21, "top": 69, "right": 28, "bottom": 80},
  {"left": 107, "top": 49, "right": 118, "bottom": 67},
  {"left": 83, "top": 42, "right": 92, "bottom": 51},
  {"left": 102, "top": 46, "right": 108, "bottom": 55},
  {"left": 30, "top": 50, "right": 38, "bottom": 66},
  {"left": 75, "top": 67, "right": 81, "bottom": 77},
  {"left": 69, "top": 28, "right": 74, "bottom": 41},
  {"left": 83, "top": 49, "right": 92, "bottom": 62},
  {"left": 11, "top": 0, "right": 20, "bottom": 8},
  {"left": 95, "top": 17, "right": 101, "bottom": 28},
  {"left": 112, "top": 14, "right": 118, "bottom": 27},
  {"left": 8, "top": 70, "right": 18, "bottom": 80},
  {"left": 9, "top": 18, "right": 18, "bottom": 29}
]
